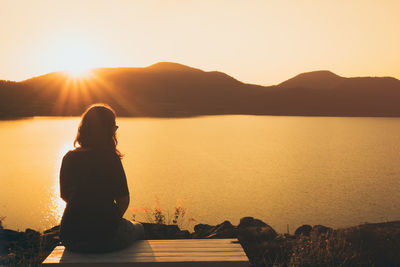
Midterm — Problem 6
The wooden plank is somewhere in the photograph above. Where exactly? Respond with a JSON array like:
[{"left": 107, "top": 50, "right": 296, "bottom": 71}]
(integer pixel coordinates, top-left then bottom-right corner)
[
  {"left": 43, "top": 239, "right": 249, "bottom": 266},
  {"left": 148, "top": 241, "right": 238, "bottom": 243},
  {"left": 43, "top": 262, "right": 248, "bottom": 267},
  {"left": 50, "top": 244, "right": 245, "bottom": 248},
  {"left": 44, "top": 252, "right": 248, "bottom": 261},
  {"left": 50, "top": 245, "right": 242, "bottom": 249},
  {"left": 49, "top": 246, "right": 244, "bottom": 253},
  {"left": 47, "top": 248, "right": 243, "bottom": 256},
  {"left": 46, "top": 252, "right": 247, "bottom": 259},
  {"left": 47, "top": 255, "right": 248, "bottom": 262},
  {"left": 49, "top": 240, "right": 240, "bottom": 248}
]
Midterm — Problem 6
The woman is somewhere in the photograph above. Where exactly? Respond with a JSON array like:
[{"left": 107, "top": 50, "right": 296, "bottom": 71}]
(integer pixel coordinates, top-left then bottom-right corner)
[{"left": 59, "top": 103, "right": 144, "bottom": 253}]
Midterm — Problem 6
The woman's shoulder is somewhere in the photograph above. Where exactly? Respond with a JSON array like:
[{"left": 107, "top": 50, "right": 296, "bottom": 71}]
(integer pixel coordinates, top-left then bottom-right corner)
[
  {"left": 72, "top": 147, "right": 91, "bottom": 153},
  {"left": 64, "top": 147, "right": 119, "bottom": 159},
  {"left": 62, "top": 149, "right": 77, "bottom": 161},
  {"left": 62, "top": 147, "right": 89, "bottom": 160}
]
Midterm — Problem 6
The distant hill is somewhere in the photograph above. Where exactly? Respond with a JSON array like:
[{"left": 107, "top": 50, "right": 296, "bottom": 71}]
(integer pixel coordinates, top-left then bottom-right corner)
[
  {"left": 1, "top": 62, "right": 400, "bottom": 117},
  {"left": 278, "top": 70, "right": 344, "bottom": 90}
]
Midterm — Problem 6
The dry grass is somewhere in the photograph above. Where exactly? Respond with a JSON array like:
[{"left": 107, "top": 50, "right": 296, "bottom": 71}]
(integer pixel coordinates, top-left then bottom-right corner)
[
  {"left": 131, "top": 198, "right": 196, "bottom": 229},
  {"left": 260, "top": 224, "right": 400, "bottom": 267}
]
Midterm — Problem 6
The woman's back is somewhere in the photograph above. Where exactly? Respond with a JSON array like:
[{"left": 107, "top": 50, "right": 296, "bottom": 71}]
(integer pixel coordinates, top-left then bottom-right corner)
[{"left": 60, "top": 148, "right": 129, "bottom": 244}]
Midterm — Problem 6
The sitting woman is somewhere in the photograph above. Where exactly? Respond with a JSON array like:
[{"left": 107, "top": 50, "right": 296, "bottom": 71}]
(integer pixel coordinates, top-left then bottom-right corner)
[{"left": 59, "top": 103, "right": 144, "bottom": 253}]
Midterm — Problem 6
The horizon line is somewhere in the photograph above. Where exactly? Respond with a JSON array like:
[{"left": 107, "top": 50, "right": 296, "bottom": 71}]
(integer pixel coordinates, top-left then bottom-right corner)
[{"left": 2, "top": 62, "right": 400, "bottom": 86}]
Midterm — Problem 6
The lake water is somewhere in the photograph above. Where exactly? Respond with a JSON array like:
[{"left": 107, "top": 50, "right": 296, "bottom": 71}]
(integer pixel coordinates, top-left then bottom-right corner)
[{"left": 1, "top": 115, "right": 400, "bottom": 233}]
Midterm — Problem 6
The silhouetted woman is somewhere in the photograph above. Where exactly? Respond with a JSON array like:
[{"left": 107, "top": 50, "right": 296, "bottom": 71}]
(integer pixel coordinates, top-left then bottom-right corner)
[{"left": 59, "top": 103, "right": 144, "bottom": 253}]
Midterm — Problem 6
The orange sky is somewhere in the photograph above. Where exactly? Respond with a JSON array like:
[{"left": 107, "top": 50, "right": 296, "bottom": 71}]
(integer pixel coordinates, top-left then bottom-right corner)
[{"left": 1, "top": 0, "right": 399, "bottom": 85}]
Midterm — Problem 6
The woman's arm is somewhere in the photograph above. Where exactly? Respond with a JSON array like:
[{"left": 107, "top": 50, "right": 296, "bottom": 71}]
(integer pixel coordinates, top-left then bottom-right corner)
[
  {"left": 60, "top": 152, "right": 73, "bottom": 202},
  {"left": 115, "top": 195, "right": 130, "bottom": 217},
  {"left": 113, "top": 155, "right": 130, "bottom": 217}
]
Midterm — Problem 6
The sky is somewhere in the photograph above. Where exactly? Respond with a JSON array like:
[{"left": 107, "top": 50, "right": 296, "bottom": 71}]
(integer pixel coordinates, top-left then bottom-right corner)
[{"left": 1, "top": 0, "right": 399, "bottom": 85}]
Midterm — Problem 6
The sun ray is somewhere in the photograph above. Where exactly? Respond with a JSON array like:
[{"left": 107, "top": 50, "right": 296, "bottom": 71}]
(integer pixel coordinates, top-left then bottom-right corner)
[
  {"left": 52, "top": 76, "right": 73, "bottom": 115},
  {"left": 51, "top": 70, "right": 98, "bottom": 115},
  {"left": 38, "top": 66, "right": 143, "bottom": 117},
  {"left": 86, "top": 73, "right": 141, "bottom": 116},
  {"left": 76, "top": 76, "right": 94, "bottom": 107}
]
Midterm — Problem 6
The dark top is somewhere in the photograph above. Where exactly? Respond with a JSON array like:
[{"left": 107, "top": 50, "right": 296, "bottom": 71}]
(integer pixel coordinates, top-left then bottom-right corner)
[{"left": 59, "top": 148, "right": 129, "bottom": 243}]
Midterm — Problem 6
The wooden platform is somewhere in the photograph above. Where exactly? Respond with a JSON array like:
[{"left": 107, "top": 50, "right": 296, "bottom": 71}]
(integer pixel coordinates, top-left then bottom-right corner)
[{"left": 42, "top": 239, "right": 249, "bottom": 266}]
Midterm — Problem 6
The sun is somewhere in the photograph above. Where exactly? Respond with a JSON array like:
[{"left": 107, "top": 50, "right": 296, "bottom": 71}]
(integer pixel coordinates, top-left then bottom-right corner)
[
  {"left": 45, "top": 35, "right": 103, "bottom": 78},
  {"left": 59, "top": 43, "right": 97, "bottom": 77},
  {"left": 65, "top": 67, "right": 93, "bottom": 79}
]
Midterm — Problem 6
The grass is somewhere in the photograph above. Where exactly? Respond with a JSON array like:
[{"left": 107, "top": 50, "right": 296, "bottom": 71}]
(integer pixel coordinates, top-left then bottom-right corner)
[
  {"left": 0, "top": 232, "right": 56, "bottom": 267},
  {"left": 131, "top": 198, "right": 196, "bottom": 229},
  {"left": 289, "top": 231, "right": 354, "bottom": 266},
  {"left": 0, "top": 216, "right": 59, "bottom": 267},
  {"left": 257, "top": 224, "right": 400, "bottom": 267}
]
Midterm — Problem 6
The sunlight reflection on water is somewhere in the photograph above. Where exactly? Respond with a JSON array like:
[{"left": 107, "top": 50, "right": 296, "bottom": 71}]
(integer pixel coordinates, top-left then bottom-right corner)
[{"left": 50, "top": 142, "right": 75, "bottom": 222}]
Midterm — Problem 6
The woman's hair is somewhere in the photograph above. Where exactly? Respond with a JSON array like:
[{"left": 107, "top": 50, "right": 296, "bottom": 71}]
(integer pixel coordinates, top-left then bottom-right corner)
[{"left": 74, "top": 103, "right": 122, "bottom": 158}]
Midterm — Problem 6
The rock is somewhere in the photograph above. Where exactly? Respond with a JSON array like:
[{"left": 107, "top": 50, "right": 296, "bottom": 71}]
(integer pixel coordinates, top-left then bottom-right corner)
[
  {"left": 25, "top": 228, "right": 40, "bottom": 237},
  {"left": 0, "top": 227, "right": 6, "bottom": 257},
  {"left": 166, "top": 225, "right": 180, "bottom": 236},
  {"left": 3, "top": 229, "right": 23, "bottom": 242},
  {"left": 44, "top": 225, "right": 60, "bottom": 234},
  {"left": 142, "top": 223, "right": 185, "bottom": 239},
  {"left": 192, "top": 224, "right": 213, "bottom": 238},
  {"left": 239, "top": 217, "right": 268, "bottom": 228},
  {"left": 192, "top": 221, "right": 237, "bottom": 239},
  {"left": 238, "top": 217, "right": 277, "bottom": 242},
  {"left": 311, "top": 225, "right": 333, "bottom": 235},
  {"left": 175, "top": 230, "right": 190, "bottom": 239},
  {"left": 295, "top": 224, "right": 312, "bottom": 236},
  {"left": 207, "top": 221, "right": 237, "bottom": 238},
  {"left": 237, "top": 217, "right": 278, "bottom": 266},
  {"left": 283, "top": 233, "right": 296, "bottom": 239}
]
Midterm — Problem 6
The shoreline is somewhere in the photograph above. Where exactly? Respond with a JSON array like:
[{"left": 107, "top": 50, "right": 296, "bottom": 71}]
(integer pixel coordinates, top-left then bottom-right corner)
[{"left": 4, "top": 113, "right": 400, "bottom": 120}]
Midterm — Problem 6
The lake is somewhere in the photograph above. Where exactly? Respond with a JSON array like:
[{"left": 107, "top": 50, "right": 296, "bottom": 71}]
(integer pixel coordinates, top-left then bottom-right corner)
[{"left": 1, "top": 115, "right": 400, "bottom": 233}]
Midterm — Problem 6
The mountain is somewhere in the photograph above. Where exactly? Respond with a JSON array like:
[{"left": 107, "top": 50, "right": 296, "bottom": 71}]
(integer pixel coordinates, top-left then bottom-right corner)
[
  {"left": 1, "top": 62, "right": 400, "bottom": 117},
  {"left": 274, "top": 70, "right": 400, "bottom": 116},
  {"left": 278, "top": 70, "right": 344, "bottom": 90}
]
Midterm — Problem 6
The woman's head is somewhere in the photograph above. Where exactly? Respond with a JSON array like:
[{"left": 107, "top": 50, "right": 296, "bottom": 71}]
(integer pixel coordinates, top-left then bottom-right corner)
[{"left": 74, "top": 103, "right": 122, "bottom": 157}]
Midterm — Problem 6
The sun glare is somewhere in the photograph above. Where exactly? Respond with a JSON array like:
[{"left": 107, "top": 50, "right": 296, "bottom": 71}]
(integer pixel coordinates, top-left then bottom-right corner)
[
  {"left": 60, "top": 43, "right": 96, "bottom": 78},
  {"left": 65, "top": 68, "right": 93, "bottom": 79},
  {"left": 44, "top": 35, "right": 103, "bottom": 79}
]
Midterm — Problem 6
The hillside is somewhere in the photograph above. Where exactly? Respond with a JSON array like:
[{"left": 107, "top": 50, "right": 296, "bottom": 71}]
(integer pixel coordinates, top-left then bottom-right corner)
[{"left": 1, "top": 62, "right": 400, "bottom": 117}]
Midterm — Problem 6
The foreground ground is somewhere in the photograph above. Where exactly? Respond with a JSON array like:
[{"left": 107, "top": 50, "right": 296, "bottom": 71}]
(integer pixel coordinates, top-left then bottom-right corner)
[{"left": 1, "top": 217, "right": 400, "bottom": 266}]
